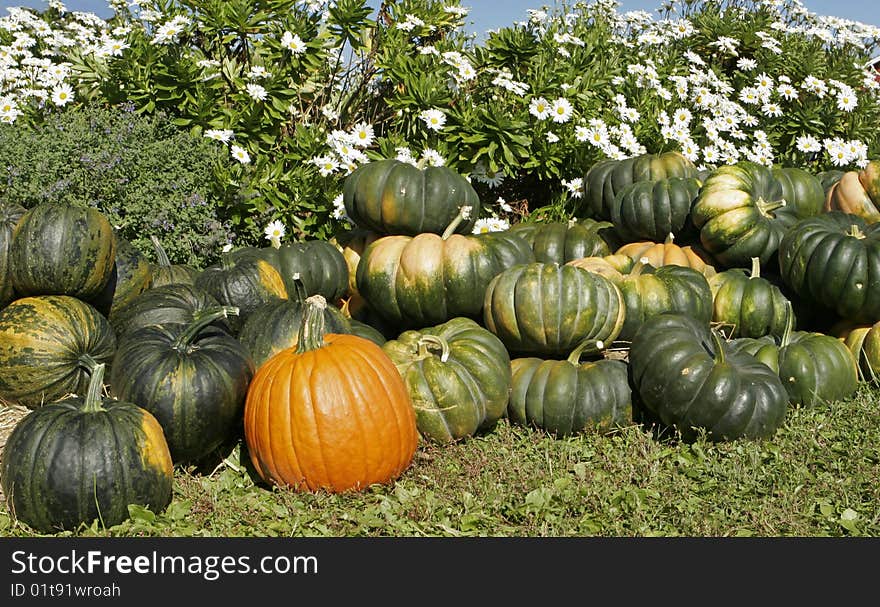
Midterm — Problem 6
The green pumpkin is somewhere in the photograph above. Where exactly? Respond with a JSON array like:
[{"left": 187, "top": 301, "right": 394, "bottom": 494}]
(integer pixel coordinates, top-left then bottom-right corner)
[
  {"left": 0, "top": 363, "right": 173, "bottom": 533},
  {"left": 580, "top": 151, "right": 698, "bottom": 220},
  {"left": 89, "top": 232, "right": 153, "bottom": 323},
  {"left": 508, "top": 340, "right": 631, "bottom": 437},
  {"left": 194, "top": 255, "right": 288, "bottom": 333},
  {"left": 232, "top": 240, "right": 349, "bottom": 303},
  {"left": 10, "top": 202, "right": 116, "bottom": 299},
  {"left": 0, "top": 200, "right": 26, "bottom": 308},
  {"left": 708, "top": 257, "right": 791, "bottom": 338},
  {"left": 110, "top": 307, "right": 254, "bottom": 464},
  {"left": 778, "top": 212, "right": 880, "bottom": 324},
  {"left": 483, "top": 262, "right": 625, "bottom": 357},
  {"left": 0, "top": 295, "right": 116, "bottom": 408},
  {"left": 617, "top": 260, "right": 713, "bottom": 342},
  {"left": 348, "top": 318, "right": 387, "bottom": 346},
  {"left": 356, "top": 208, "right": 534, "bottom": 328},
  {"left": 629, "top": 313, "right": 789, "bottom": 442},
  {"left": 772, "top": 166, "right": 825, "bottom": 220},
  {"left": 238, "top": 278, "right": 352, "bottom": 368},
  {"left": 342, "top": 158, "right": 481, "bottom": 236},
  {"left": 383, "top": 317, "right": 511, "bottom": 443},
  {"left": 692, "top": 162, "right": 800, "bottom": 268},
  {"left": 507, "top": 218, "right": 619, "bottom": 265},
  {"left": 728, "top": 306, "right": 858, "bottom": 407},
  {"left": 149, "top": 235, "right": 199, "bottom": 287},
  {"left": 609, "top": 176, "right": 702, "bottom": 243},
  {"left": 110, "top": 282, "right": 232, "bottom": 340}
]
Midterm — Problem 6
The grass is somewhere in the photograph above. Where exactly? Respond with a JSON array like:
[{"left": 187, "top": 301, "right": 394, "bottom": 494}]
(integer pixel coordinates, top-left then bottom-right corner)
[{"left": 2, "top": 383, "right": 878, "bottom": 538}]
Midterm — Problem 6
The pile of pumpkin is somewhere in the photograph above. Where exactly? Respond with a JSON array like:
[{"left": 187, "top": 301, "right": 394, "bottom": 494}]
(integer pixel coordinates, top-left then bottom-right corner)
[{"left": 2, "top": 151, "right": 880, "bottom": 534}]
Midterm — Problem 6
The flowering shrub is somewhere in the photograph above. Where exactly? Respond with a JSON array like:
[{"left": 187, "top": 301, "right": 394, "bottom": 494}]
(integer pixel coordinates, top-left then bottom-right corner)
[{"left": 1, "top": 0, "right": 879, "bottom": 246}]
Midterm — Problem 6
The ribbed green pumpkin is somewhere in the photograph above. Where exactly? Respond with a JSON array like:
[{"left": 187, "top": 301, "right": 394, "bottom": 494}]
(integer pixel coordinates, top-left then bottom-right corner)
[
  {"left": 110, "top": 282, "right": 232, "bottom": 340},
  {"left": 772, "top": 166, "right": 825, "bottom": 219},
  {"left": 89, "top": 232, "right": 153, "bottom": 323},
  {"left": 483, "top": 262, "right": 625, "bottom": 357},
  {"left": 507, "top": 218, "right": 618, "bottom": 265},
  {"left": 728, "top": 306, "right": 858, "bottom": 407},
  {"left": 356, "top": 208, "right": 534, "bottom": 328},
  {"left": 194, "top": 255, "right": 288, "bottom": 333},
  {"left": 238, "top": 279, "right": 352, "bottom": 368},
  {"left": 609, "top": 177, "right": 702, "bottom": 243},
  {"left": 580, "top": 151, "right": 698, "bottom": 220},
  {"left": 778, "top": 212, "right": 880, "bottom": 324},
  {"left": 343, "top": 158, "right": 481, "bottom": 236},
  {"left": 692, "top": 162, "right": 800, "bottom": 268},
  {"left": 617, "top": 260, "right": 713, "bottom": 342},
  {"left": 232, "top": 240, "right": 349, "bottom": 303},
  {"left": 0, "top": 364, "right": 173, "bottom": 533},
  {"left": 508, "top": 340, "right": 631, "bottom": 437},
  {"left": 10, "top": 203, "right": 116, "bottom": 299},
  {"left": 0, "top": 295, "right": 116, "bottom": 408},
  {"left": 383, "top": 317, "right": 511, "bottom": 444},
  {"left": 149, "top": 235, "right": 199, "bottom": 288},
  {"left": 629, "top": 313, "right": 789, "bottom": 442},
  {"left": 349, "top": 318, "right": 387, "bottom": 346},
  {"left": 0, "top": 200, "right": 25, "bottom": 308},
  {"left": 110, "top": 307, "right": 254, "bottom": 464},
  {"left": 708, "top": 257, "right": 791, "bottom": 339}
]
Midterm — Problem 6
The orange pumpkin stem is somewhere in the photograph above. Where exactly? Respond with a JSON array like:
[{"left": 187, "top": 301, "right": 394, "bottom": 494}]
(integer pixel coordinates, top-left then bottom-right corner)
[{"left": 297, "top": 295, "right": 329, "bottom": 353}]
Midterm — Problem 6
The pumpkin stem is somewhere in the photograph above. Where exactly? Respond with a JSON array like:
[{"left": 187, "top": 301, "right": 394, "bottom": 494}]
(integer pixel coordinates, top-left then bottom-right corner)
[
  {"left": 297, "top": 295, "right": 329, "bottom": 353},
  {"left": 150, "top": 235, "right": 172, "bottom": 267},
  {"left": 749, "top": 257, "right": 761, "bottom": 279},
  {"left": 710, "top": 329, "right": 727, "bottom": 364},
  {"left": 173, "top": 306, "right": 239, "bottom": 350},
  {"left": 756, "top": 198, "right": 787, "bottom": 217},
  {"left": 82, "top": 363, "right": 106, "bottom": 413},
  {"left": 847, "top": 224, "right": 866, "bottom": 240},
  {"left": 630, "top": 257, "right": 652, "bottom": 277},
  {"left": 779, "top": 300, "right": 795, "bottom": 348},
  {"left": 567, "top": 339, "right": 605, "bottom": 365},
  {"left": 289, "top": 272, "right": 308, "bottom": 304},
  {"left": 417, "top": 335, "right": 451, "bottom": 362},
  {"left": 77, "top": 353, "right": 101, "bottom": 374},
  {"left": 441, "top": 206, "right": 473, "bottom": 240},
  {"left": 664, "top": 233, "right": 675, "bottom": 245}
]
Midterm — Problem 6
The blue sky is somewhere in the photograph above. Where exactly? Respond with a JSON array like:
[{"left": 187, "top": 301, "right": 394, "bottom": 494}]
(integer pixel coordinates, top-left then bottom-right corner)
[{"left": 1, "top": 1, "right": 878, "bottom": 30}]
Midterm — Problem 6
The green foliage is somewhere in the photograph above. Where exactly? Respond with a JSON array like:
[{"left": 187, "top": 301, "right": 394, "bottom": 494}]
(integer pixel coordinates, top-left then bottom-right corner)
[{"left": 0, "top": 104, "right": 236, "bottom": 268}]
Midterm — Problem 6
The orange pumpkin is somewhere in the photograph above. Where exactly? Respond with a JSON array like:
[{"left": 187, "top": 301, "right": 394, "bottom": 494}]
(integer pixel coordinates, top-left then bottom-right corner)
[
  {"left": 824, "top": 167, "right": 880, "bottom": 223},
  {"left": 615, "top": 233, "right": 717, "bottom": 278},
  {"left": 244, "top": 294, "right": 418, "bottom": 493}
]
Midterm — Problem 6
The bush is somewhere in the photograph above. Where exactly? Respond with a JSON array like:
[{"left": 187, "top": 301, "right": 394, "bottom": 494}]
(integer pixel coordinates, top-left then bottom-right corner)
[{"left": 0, "top": 104, "right": 237, "bottom": 268}]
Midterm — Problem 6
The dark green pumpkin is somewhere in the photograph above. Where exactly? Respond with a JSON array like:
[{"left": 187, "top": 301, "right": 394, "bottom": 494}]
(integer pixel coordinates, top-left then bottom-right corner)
[
  {"left": 727, "top": 305, "right": 858, "bottom": 407},
  {"left": 342, "top": 158, "right": 481, "bottom": 236},
  {"left": 617, "top": 260, "right": 713, "bottom": 342},
  {"left": 0, "top": 295, "right": 116, "bottom": 408},
  {"left": 772, "top": 166, "right": 825, "bottom": 220},
  {"left": 10, "top": 202, "right": 116, "bottom": 299},
  {"left": 356, "top": 209, "right": 534, "bottom": 328},
  {"left": 508, "top": 340, "right": 631, "bottom": 437},
  {"left": 609, "top": 177, "right": 702, "bottom": 243},
  {"left": 238, "top": 280, "right": 352, "bottom": 368},
  {"left": 507, "top": 218, "right": 619, "bottom": 265},
  {"left": 232, "top": 240, "right": 349, "bottom": 303},
  {"left": 0, "top": 363, "right": 173, "bottom": 533},
  {"left": 0, "top": 200, "right": 26, "bottom": 308},
  {"left": 194, "top": 255, "right": 288, "bottom": 333},
  {"left": 692, "top": 162, "right": 800, "bottom": 268},
  {"left": 629, "top": 313, "right": 789, "bottom": 442},
  {"left": 149, "top": 235, "right": 199, "bottom": 288},
  {"left": 483, "top": 262, "right": 625, "bottom": 357},
  {"left": 110, "top": 307, "right": 254, "bottom": 464},
  {"left": 708, "top": 256, "right": 791, "bottom": 338},
  {"left": 382, "top": 317, "right": 511, "bottom": 443},
  {"left": 110, "top": 282, "right": 232, "bottom": 340},
  {"left": 580, "top": 151, "right": 698, "bottom": 220},
  {"left": 88, "top": 232, "right": 153, "bottom": 323},
  {"left": 778, "top": 212, "right": 880, "bottom": 324},
  {"left": 348, "top": 318, "right": 387, "bottom": 346}
]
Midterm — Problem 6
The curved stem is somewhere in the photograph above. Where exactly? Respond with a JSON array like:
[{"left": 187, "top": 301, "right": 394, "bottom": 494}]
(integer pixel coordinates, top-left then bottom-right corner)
[
  {"left": 289, "top": 273, "right": 308, "bottom": 305},
  {"left": 77, "top": 353, "right": 100, "bottom": 374},
  {"left": 297, "top": 295, "right": 329, "bottom": 353},
  {"left": 630, "top": 257, "right": 652, "bottom": 277},
  {"left": 567, "top": 338, "right": 605, "bottom": 365},
  {"left": 847, "top": 224, "right": 866, "bottom": 240},
  {"left": 749, "top": 256, "right": 761, "bottom": 279},
  {"left": 441, "top": 205, "right": 473, "bottom": 240},
  {"left": 756, "top": 198, "right": 787, "bottom": 217},
  {"left": 664, "top": 232, "right": 675, "bottom": 245},
  {"left": 710, "top": 329, "right": 726, "bottom": 365},
  {"left": 417, "top": 335, "right": 450, "bottom": 363},
  {"left": 173, "top": 306, "right": 239, "bottom": 350},
  {"left": 779, "top": 300, "right": 795, "bottom": 348},
  {"left": 82, "top": 363, "right": 106, "bottom": 413},
  {"left": 150, "top": 235, "right": 171, "bottom": 267}
]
